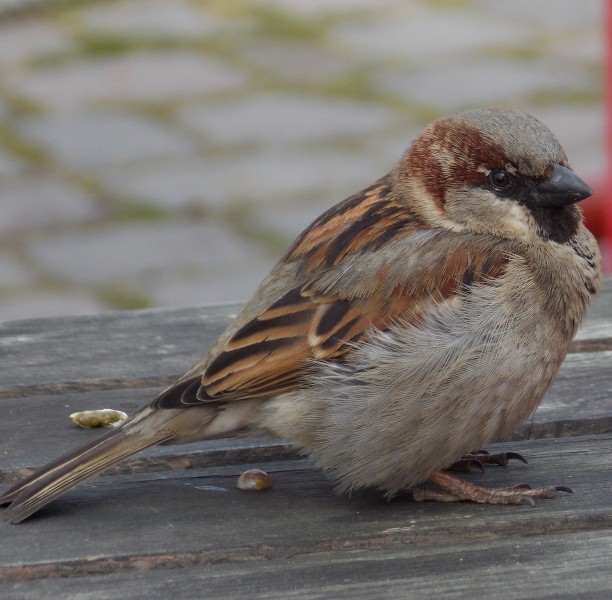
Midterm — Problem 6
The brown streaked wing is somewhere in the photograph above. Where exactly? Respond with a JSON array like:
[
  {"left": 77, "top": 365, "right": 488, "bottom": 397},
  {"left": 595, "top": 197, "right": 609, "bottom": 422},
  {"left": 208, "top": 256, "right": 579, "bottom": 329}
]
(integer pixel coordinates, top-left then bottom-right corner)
[
  {"left": 286, "top": 176, "right": 394, "bottom": 260},
  {"left": 192, "top": 247, "right": 508, "bottom": 403},
  {"left": 284, "top": 174, "right": 426, "bottom": 271},
  {"left": 200, "top": 295, "right": 386, "bottom": 399}
]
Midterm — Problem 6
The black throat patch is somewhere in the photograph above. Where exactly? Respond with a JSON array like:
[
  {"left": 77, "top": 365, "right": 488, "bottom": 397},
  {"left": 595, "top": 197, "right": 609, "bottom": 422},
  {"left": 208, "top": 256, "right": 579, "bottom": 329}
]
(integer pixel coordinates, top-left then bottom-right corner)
[{"left": 529, "top": 204, "right": 581, "bottom": 243}]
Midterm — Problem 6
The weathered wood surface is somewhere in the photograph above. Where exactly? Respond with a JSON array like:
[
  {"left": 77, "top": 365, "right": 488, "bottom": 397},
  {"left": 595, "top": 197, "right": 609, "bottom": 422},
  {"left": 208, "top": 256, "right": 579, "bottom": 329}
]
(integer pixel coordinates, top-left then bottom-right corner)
[
  {"left": 0, "top": 434, "right": 610, "bottom": 597},
  {"left": 0, "top": 278, "right": 611, "bottom": 598},
  {"left": 5, "top": 529, "right": 612, "bottom": 600}
]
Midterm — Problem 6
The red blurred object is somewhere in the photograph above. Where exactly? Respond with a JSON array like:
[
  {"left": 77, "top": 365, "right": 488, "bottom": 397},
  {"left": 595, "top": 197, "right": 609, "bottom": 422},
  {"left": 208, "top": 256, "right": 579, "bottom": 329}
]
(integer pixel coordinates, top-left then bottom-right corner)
[{"left": 592, "top": 0, "right": 612, "bottom": 272}]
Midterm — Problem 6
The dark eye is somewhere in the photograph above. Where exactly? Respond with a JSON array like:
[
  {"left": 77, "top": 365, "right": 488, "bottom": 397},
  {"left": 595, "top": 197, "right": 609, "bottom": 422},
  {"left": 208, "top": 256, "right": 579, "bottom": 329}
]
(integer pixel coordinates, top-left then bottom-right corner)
[{"left": 488, "top": 169, "right": 513, "bottom": 193}]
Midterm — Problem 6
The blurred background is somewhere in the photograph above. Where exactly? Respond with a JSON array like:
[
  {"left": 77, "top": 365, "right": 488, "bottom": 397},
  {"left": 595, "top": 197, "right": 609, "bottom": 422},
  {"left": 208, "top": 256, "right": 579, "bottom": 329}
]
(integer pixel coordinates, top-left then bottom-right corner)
[{"left": 0, "top": 0, "right": 604, "bottom": 322}]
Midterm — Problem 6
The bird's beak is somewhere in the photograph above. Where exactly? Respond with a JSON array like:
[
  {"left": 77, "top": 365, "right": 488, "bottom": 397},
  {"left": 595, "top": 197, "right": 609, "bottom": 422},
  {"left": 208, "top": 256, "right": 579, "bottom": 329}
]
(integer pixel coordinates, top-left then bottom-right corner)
[{"left": 530, "top": 164, "right": 593, "bottom": 208}]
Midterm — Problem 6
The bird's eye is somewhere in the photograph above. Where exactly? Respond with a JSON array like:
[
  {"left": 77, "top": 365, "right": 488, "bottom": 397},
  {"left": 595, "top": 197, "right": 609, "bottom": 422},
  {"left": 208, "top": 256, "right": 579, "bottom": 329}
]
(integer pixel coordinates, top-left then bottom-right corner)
[{"left": 489, "top": 169, "right": 513, "bottom": 192}]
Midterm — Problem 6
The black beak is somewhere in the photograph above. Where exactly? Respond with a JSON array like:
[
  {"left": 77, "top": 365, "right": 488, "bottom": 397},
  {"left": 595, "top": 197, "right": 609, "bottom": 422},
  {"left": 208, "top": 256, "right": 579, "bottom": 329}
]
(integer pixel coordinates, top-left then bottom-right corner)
[{"left": 530, "top": 164, "right": 593, "bottom": 208}]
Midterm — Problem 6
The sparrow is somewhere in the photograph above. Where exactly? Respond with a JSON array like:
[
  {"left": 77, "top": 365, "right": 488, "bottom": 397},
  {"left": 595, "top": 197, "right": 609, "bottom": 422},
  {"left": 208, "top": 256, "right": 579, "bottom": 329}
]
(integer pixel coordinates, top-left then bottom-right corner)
[{"left": 0, "top": 108, "right": 601, "bottom": 523}]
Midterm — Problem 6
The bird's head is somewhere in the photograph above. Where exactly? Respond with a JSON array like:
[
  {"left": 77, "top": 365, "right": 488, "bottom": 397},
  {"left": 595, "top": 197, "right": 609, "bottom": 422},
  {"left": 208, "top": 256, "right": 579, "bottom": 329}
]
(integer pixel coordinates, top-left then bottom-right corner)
[{"left": 396, "top": 108, "right": 592, "bottom": 244}]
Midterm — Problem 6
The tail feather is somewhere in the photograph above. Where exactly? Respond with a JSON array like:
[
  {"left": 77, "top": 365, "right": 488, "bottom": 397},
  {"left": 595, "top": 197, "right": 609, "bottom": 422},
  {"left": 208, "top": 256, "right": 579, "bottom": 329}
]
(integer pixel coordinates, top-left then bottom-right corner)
[{"left": 0, "top": 427, "right": 169, "bottom": 524}]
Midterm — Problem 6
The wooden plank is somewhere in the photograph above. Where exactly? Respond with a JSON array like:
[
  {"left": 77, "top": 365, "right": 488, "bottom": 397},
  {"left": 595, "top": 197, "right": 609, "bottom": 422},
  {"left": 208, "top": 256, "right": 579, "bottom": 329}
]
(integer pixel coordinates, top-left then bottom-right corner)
[
  {"left": 0, "top": 386, "right": 302, "bottom": 481},
  {"left": 0, "top": 387, "right": 163, "bottom": 474},
  {"left": 0, "top": 303, "right": 241, "bottom": 393},
  {"left": 2, "top": 529, "right": 611, "bottom": 600},
  {"left": 0, "top": 434, "right": 610, "bottom": 579},
  {"left": 0, "top": 384, "right": 298, "bottom": 480},
  {"left": 0, "top": 279, "right": 610, "bottom": 396},
  {"left": 2, "top": 345, "right": 610, "bottom": 480}
]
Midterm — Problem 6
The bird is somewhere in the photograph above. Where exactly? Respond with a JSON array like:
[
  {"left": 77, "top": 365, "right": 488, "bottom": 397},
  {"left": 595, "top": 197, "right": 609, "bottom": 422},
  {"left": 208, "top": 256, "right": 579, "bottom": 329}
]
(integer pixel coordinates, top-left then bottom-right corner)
[{"left": 0, "top": 107, "right": 601, "bottom": 523}]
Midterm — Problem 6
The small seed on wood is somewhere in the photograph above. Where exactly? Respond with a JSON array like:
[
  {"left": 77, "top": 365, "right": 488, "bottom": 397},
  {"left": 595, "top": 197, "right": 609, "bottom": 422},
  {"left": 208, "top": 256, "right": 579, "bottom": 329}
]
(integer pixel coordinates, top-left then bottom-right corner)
[
  {"left": 237, "top": 469, "right": 272, "bottom": 491},
  {"left": 69, "top": 409, "right": 128, "bottom": 429}
]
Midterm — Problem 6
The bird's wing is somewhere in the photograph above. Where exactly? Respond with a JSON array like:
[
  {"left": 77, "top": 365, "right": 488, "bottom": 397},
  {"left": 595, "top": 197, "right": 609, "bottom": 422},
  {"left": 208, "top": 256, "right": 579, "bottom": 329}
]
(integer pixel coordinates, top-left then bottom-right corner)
[{"left": 152, "top": 176, "right": 511, "bottom": 408}]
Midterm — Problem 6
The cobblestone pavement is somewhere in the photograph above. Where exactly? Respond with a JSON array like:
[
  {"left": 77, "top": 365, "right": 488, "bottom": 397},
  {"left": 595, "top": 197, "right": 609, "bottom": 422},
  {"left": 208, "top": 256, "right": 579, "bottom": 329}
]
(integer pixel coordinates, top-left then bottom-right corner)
[{"left": 0, "top": 0, "right": 603, "bottom": 321}]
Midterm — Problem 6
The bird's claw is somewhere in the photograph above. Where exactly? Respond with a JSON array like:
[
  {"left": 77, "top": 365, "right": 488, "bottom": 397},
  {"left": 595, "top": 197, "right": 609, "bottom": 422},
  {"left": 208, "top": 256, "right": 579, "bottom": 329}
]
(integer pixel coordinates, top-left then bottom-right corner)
[
  {"left": 473, "top": 451, "right": 528, "bottom": 467},
  {"left": 447, "top": 458, "right": 485, "bottom": 472},
  {"left": 449, "top": 450, "right": 528, "bottom": 472},
  {"left": 414, "top": 472, "right": 573, "bottom": 506}
]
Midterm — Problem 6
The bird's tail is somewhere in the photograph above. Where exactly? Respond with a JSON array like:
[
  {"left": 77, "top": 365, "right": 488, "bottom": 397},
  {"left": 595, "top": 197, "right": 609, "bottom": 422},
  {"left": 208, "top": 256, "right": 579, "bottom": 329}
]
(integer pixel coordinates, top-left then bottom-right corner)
[{"left": 0, "top": 426, "right": 169, "bottom": 524}]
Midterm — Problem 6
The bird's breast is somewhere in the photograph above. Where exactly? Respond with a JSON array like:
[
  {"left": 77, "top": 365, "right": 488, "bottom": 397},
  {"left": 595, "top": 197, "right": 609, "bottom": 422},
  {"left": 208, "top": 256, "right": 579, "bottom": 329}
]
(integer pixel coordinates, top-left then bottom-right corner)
[{"left": 279, "top": 276, "right": 573, "bottom": 494}]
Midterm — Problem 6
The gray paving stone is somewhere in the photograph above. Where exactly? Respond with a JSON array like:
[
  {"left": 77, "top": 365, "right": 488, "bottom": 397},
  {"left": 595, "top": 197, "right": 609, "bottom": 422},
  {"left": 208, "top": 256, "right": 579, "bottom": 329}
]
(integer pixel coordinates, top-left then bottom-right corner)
[
  {"left": 248, "top": 196, "right": 340, "bottom": 244},
  {"left": 99, "top": 156, "right": 222, "bottom": 210},
  {"left": 0, "top": 291, "right": 106, "bottom": 323},
  {"left": 250, "top": 0, "right": 403, "bottom": 17},
  {"left": 553, "top": 30, "right": 603, "bottom": 64},
  {"left": 17, "top": 110, "right": 197, "bottom": 169},
  {"left": 98, "top": 145, "right": 394, "bottom": 210},
  {"left": 375, "top": 59, "right": 597, "bottom": 112},
  {"left": 363, "top": 126, "right": 425, "bottom": 167},
  {"left": 145, "top": 256, "right": 276, "bottom": 306},
  {"left": 0, "top": 148, "right": 25, "bottom": 177},
  {"left": 179, "top": 94, "right": 396, "bottom": 146},
  {"left": 333, "top": 8, "right": 532, "bottom": 63},
  {"left": 80, "top": 0, "right": 230, "bottom": 38},
  {"left": 26, "top": 220, "right": 272, "bottom": 285},
  {"left": 0, "top": 254, "right": 35, "bottom": 288},
  {"left": 0, "top": 20, "right": 73, "bottom": 70},
  {"left": 245, "top": 40, "right": 354, "bottom": 83},
  {"left": 97, "top": 156, "right": 226, "bottom": 210},
  {"left": 0, "top": 175, "right": 103, "bottom": 233},
  {"left": 476, "top": 0, "right": 600, "bottom": 28},
  {"left": 6, "top": 52, "right": 248, "bottom": 111}
]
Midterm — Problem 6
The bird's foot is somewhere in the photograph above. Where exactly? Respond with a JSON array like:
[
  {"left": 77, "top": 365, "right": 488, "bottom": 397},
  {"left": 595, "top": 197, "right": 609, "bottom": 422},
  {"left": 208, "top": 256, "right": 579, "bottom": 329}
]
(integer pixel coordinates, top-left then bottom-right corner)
[
  {"left": 448, "top": 450, "right": 528, "bottom": 472},
  {"left": 412, "top": 471, "right": 572, "bottom": 506}
]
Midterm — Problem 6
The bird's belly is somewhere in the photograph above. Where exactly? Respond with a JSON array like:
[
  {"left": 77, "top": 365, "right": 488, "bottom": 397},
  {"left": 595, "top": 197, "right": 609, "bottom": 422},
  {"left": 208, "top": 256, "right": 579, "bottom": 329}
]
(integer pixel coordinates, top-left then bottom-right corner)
[{"left": 263, "top": 296, "right": 568, "bottom": 495}]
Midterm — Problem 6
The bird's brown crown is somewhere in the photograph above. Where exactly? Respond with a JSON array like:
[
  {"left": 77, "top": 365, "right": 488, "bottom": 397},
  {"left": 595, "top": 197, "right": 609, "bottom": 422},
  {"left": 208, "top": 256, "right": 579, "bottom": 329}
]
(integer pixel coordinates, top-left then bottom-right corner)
[{"left": 399, "top": 108, "right": 568, "bottom": 209}]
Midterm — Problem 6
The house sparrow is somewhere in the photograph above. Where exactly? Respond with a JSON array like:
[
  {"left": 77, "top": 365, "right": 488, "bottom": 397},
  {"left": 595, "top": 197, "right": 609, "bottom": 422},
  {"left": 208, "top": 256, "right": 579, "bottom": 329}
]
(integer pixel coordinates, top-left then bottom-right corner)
[{"left": 0, "top": 108, "right": 601, "bottom": 523}]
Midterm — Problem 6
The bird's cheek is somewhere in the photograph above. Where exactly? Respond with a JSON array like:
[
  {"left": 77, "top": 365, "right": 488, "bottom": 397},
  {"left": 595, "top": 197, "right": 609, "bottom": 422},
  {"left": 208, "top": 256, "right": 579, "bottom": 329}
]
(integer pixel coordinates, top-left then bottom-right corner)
[
  {"left": 442, "top": 188, "right": 491, "bottom": 228},
  {"left": 444, "top": 189, "right": 533, "bottom": 241}
]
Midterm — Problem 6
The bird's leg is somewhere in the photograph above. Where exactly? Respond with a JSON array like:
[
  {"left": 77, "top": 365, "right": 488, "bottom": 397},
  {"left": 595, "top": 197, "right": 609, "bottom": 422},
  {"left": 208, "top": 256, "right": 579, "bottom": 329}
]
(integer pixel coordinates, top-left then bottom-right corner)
[
  {"left": 448, "top": 450, "right": 528, "bottom": 472},
  {"left": 412, "top": 471, "right": 572, "bottom": 506}
]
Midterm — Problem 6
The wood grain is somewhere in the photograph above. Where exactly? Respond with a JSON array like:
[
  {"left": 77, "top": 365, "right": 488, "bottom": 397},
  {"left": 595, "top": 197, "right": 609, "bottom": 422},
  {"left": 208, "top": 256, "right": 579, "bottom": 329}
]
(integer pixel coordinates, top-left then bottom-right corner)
[
  {"left": 3, "top": 530, "right": 611, "bottom": 599},
  {"left": 0, "top": 435, "right": 610, "bottom": 582}
]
